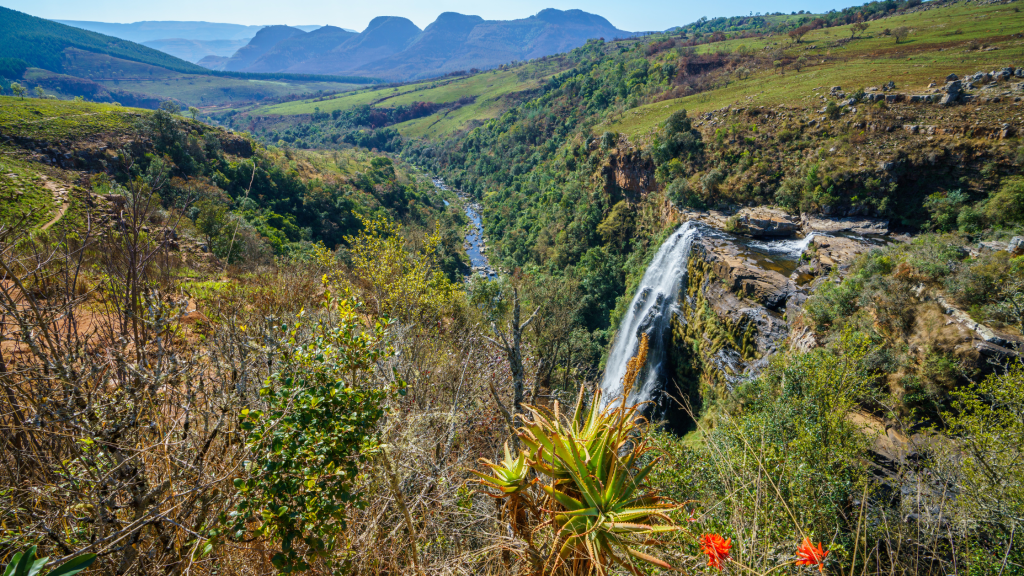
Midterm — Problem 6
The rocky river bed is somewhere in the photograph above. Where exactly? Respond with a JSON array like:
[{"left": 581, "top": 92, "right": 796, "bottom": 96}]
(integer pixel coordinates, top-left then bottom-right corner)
[{"left": 431, "top": 177, "right": 497, "bottom": 278}]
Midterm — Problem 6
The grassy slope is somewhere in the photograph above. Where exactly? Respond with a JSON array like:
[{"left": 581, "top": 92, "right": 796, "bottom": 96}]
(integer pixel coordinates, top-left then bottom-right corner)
[
  {"left": 56, "top": 50, "right": 362, "bottom": 107},
  {"left": 250, "top": 58, "right": 571, "bottom": 137},
  {"left": 0, "top": 97, "right": 154, "bottom": 229},
  {"left": 0, "top": 154, "right": 57, "bottom": 228},
  {"left": 605, "top": 2, "right": 1024, "bottom": 139},
  {"left": 0, "top": 96, "right": 145, "bottom": 141}
]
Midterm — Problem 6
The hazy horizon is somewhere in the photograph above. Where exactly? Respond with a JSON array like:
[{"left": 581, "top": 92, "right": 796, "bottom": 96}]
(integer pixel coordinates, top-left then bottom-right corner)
[{"left": 4, "top": 0, "right": 864, "bottom": 34}]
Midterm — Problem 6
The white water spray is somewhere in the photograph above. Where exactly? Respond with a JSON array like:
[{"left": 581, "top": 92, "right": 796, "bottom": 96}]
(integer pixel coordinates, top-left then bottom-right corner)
[
  {"left": 600, "top": 221, "right": 702, "bottom": 408},
  {"left": 742, "top": 232, "right": 817, "bottom": 257}
]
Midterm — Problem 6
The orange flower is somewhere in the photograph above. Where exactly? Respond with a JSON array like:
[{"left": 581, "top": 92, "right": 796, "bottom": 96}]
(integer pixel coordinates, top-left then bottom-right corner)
[
  {"left": 699, "top": 533, "right": 732, "bottom": 570},
  {"left": 795, "top": 538, "right": 829, "bottom": 573}
]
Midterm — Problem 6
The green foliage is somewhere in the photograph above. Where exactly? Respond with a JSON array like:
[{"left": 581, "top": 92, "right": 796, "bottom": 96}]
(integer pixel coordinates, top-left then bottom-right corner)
[
  {"left": 652, "top": 109, "right": 704, "bottom": 171},
  {"left": 923, "top": 189, "right": 969, "bottom": 231},
  {"left": 596, "top": 200, "right": 635, "bottom": 247},
  {"left": 229, "top": 290, "right": 400, "bottom": 573},
  {"left": 2, "top": 547, "right": 96, "bottom": 576},
  {"left": 651, "top": 332, "right": 877, "bottom": 558},
  {"left": 0, "top": 58, "right": 27, "bottom": 80},
  {"left": 986, "top": 176, "right": 1024, "bottom": 226},
  {"left": 804, "top": 275, "right": 862, "bottom": 329},
  {"left": 940, "top": 363, "right": 1024, "bottom": 530}
]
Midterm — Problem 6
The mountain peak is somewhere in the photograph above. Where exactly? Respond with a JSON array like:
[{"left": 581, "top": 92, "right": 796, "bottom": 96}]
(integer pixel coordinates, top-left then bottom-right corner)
[{"left": 533, "top": 8, "right": 617, "bottom": 29}]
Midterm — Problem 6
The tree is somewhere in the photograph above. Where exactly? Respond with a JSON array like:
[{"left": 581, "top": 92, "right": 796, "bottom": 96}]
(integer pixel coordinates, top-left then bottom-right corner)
[
  {"left": 794, "top": 56, "right": 808, "bottom": 72},
  {"left": 774, "top": 60, "right": 785, "bottom": 75},
  {"left": 986, "top": 176, "right": 1024, "bottom": 225},
  {"left": 851, "top": 21, "right": 870, "bottom": 38},
  {"left": 188, "top": 106, "right": 199, "bottom": 120},
  {"left": 159, "top": 100, "right": 180, "bottom": 114},
  {"left": 893, "top": 26, "right": 910, "bottom": 43},
  {"left": 194, "top": 199, "right": 229, "bottom": 249},
  {"left": 788, "top": 24, "right": 812, "bottom": 43},
  {"left": 33, "top": 85, "right": 44, "bottom": 98}
]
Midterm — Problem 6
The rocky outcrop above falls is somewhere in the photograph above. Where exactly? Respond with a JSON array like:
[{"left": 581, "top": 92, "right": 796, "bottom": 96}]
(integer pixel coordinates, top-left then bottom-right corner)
[
  {"left": 600, "top": 147, "right": 655, "bottom": 197},
  {"left": 691, "top": 235, "right": 798, "bottom": 310},
  {"left": 732, "top": 207, "right": 800, "bottom": 237},
  {"left": 806, "top": 236, "right": 872, "bottom": 273}
]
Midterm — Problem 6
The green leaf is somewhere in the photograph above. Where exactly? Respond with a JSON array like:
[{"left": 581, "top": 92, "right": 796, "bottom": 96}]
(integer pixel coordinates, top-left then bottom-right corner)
[
  {"left": 25, "top": 558, "right": 48, "bottom": 576},
  {"left": 2, "top": 551, "right": 24, "bottom": 576},
  {"left": 46, "top": 554, "right": 97, "bottom": 576}
]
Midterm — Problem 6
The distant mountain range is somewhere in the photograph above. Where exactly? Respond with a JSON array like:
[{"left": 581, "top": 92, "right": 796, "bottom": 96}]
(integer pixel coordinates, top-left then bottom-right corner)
[
  {"left": 199, "top": 9, "right": 630, "bottom": 80},
  {"left": 52, "top": 21, "right": 339, "bottom": 62}
]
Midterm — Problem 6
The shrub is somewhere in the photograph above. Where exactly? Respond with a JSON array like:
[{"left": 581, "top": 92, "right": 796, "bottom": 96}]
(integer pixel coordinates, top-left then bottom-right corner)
[
  {"left": 985, "top": 176, "right": 1024, "bottom": 226},
  {"left": 667, "top": 176, "right": 702, "bottom": 208},
  {"left": 230, "top": 289, "right": 401, "bottom": 573},
  {"left": 805, "top": 276, "right": 862, "bottom": 328},
  {"left": 600, "top": 130, "right": 618, "bottom": 149},
  {"left": 923, "top": 189, "right": 968, "bottom": 231},
  {"left": 701, "top": 168, "right": 724, "bottom": 194}
]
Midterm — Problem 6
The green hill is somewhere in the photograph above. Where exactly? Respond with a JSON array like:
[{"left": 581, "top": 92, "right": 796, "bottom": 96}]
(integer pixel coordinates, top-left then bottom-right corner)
[{"left": 0, "top": 6, "right": 210, "bottom": 75}]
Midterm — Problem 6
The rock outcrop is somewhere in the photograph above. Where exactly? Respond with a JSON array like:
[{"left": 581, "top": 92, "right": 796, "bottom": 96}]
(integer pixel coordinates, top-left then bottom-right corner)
[{"left": 732, "top": 207, "right": 800, "bottom": 237}]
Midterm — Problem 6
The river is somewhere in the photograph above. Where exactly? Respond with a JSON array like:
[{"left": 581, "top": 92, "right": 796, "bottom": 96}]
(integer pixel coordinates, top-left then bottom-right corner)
[{"left": 431, "top": 177, "right": 496, "bottom": 278}]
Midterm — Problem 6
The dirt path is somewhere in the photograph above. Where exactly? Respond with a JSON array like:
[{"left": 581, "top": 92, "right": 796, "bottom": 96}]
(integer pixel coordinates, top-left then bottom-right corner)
[{"left": 38, "top": 176, "right": 70, "bottom": 231}]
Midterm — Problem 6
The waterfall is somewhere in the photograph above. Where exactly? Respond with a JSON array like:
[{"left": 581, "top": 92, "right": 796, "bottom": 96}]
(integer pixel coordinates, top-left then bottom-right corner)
[
  {"left": 600, "top": 221, "right": 701, "bottom": 408},
  {"left": 742, "top": 232, "right": 817, "bottom": 257}
]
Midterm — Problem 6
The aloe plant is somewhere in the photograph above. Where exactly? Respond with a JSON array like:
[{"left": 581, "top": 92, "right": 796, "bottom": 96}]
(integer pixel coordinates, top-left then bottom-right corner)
[
  {"left": 2, "top": 547, "right": 96, "bottom": 576},
  {"left": 471, "top": 387, "right": 680, "bottom": 575}
]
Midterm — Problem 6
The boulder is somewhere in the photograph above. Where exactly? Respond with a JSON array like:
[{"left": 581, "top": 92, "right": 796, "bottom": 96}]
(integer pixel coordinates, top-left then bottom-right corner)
[
  {"left": 1010, "top": 236, "right": 1024, "bottom": 256},
  {"left": 946, "top": 73, "right": 959, "bottom": 81},
  {"left": 733, "top": 207, "right": 800, "bottom": 237},
  {"left": 808, "top": 236, "right": 873, "bottom": 272},
  {"left": 692, "top": 236, "right": 798, "bottom": 310},
  {"left": 801, "top": 214, "right": 889, "bottom": 235}
]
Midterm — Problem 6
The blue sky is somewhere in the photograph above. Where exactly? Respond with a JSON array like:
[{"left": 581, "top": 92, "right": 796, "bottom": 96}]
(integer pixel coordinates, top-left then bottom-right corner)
[{"left": 5, "top": 0, "right": 863, "bottom": 32}]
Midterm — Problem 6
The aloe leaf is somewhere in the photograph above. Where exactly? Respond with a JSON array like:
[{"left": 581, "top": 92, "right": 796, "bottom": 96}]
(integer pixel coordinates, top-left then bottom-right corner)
[
  {"left": 47, "top": 555, "right": 97, "bottom": 576},
  {"left": 2, "top": 552, "right": 22, "bottom": 576},
  {"left": 626, "top": 546, "right": 673, "bottom": 569}
]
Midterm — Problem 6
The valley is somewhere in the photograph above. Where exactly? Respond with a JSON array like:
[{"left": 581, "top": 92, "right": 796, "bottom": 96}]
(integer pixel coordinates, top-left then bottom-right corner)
[{"left": 0, "top": 0, "right": 1023, "bottom": 575}]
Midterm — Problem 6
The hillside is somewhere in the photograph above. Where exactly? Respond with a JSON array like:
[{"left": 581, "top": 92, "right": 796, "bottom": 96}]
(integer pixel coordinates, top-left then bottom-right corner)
[
  {"left": 0, "top": 7, "right": 211, "bottom": 74},
  {"left": 0, "top": 9, "right": 378, "bottom": 109},
  {"left": 220, "top": 25, "right": 309, "bottom": 71}
]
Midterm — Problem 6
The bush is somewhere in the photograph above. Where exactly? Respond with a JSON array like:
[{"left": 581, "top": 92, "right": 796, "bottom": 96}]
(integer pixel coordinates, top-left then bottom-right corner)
[
  {"left": 667, "top": 176, "right": 702, "bottom": 208},
  {"left": 804, "top": 276, "right": 861, "bottom": 328},
  {"left": 230, "top": 290, "right": 400, "bottom": 573},
  {"left": 923, "top": 189, "right": 968, "bottom": 231},
  {"left": 985, "top": 176, "right": 1024, "bottom": 226}
]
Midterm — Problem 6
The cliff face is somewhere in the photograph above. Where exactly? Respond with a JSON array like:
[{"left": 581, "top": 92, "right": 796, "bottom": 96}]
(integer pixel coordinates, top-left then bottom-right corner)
[
  {"left": 665, "top": 235, "right": 793, "bottom": 423},
  {"left": 599, "top": 147, "right": 656, "bottom": 198}
]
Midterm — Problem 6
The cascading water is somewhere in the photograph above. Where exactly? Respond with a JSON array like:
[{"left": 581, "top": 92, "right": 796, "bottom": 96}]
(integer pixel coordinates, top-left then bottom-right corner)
[
  {"left": 600, "top": 221, "right": 819, "bottom": 411},
  {"left": 741, "top": 232, "right": 817, "bottom": 256},
  {"left": 600, "top": 221, "right": 702, "bottom": 408}
]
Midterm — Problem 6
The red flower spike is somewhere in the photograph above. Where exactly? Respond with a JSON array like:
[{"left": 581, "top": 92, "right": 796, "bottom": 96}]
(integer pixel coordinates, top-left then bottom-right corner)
[
  {"left": 699, "top": 533, "right": 732, "bottom": 571},
  {"left": 796, "top": 538, "right": 829, "bottom": 573}
]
